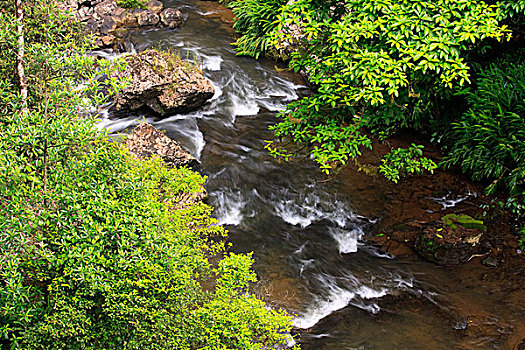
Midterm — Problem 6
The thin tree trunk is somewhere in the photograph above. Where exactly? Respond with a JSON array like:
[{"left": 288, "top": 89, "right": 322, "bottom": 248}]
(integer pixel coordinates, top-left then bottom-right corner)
[{"left": 16, "top": 0, "right": 28, "bottom": 115}]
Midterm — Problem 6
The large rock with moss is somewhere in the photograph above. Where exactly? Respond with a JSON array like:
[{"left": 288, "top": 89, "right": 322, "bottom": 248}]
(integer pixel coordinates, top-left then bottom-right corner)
[
  {"left": 414, "top": 213, "right": 486, "bottom": 265},
  {"left": 115, "top": 49, "right": 214, "bottom": 115}
]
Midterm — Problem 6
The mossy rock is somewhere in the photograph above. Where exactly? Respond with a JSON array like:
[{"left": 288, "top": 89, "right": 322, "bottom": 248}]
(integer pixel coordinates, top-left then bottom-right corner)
[
  {"left": 442, "top": 213, "right": 486, "bottom": 231},
  {"left": 414, "top": 214, "right": 486, "bottom": 265},
  {"left": 415, "top": 234, "right": 481, "bottom": 265}
]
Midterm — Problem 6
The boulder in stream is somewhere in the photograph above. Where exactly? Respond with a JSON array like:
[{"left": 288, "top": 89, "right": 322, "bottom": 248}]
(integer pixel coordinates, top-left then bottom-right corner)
[
  {"left": 123, "top": 122, "right": 197, "bottom": 168},
  {"left": 145, "top": 0, "right": 164, "bottom": 14},
  {"left": 414, "top": 214, "right": 486, "bottom": 265},
  {"left": 160, "top": 8, "right": 184, "bottom": 29},
  {"left": 136, "top": 9, "right": 160, "bottom": 26},
  {"left": 114, "top": 49, "right": 214, "bottom": 116}
]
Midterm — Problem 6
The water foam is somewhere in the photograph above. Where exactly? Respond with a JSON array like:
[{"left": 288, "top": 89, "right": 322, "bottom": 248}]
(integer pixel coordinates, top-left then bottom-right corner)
[
  {"left": 272, "top": 191, "right": 352, "bottom": 229},
  {"left": 294, "top": 286, "right": 355, "bottom": 329},
  {"left": 329, "top": 227, "right": 363, "bottom": 254},
  {"left": 202, "top": 55, "right": 223, "bottom": 71},
  {"left": 213, "top": 189, "right": 250, "bottom": 226},
  {"left": 428, "top": 192, "right": 473, "bottom": 210}
]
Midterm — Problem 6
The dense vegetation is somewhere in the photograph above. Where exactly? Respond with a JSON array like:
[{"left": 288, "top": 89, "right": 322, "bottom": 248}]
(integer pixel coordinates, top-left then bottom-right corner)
[
  {"left": 0, "top": 0, "right": 296, "bottom": 348},
  {"left": 225, "top": 0, "right": 525, "bottom": 244}
]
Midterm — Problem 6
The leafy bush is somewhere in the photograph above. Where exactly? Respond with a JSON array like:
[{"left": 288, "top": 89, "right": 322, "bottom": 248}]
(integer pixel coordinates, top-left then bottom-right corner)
[
  {"left": 258, "top": 0, "right": 508, "bottom": 175},
  {"left": 226, "top": 0, "right": 286, "bottom": 58},
  {"left": 497, "top": 0, "right": 525, "bottom": 21},
  {"left": 379, "top": 144, "right": 437, "bottom": 183},
  {"left": 443, "top": 59, "right": 525, "bottom": 197},
  {"left": 226, "top": 0, "right": 525, "bottom": 191},
  {"left": 0, "top": 0, "right": 296, "bottom": 348}
]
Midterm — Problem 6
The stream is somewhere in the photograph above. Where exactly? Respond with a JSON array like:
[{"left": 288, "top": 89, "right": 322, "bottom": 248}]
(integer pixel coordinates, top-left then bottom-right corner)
[{"left": 97, "top": 1, "right": 523, "bottom": 348}]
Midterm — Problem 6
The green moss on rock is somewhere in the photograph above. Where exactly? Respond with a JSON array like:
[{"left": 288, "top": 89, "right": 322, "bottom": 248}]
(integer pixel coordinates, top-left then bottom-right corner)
[{"left": 442, "top": 213, "right": 486, "bottom": 231}]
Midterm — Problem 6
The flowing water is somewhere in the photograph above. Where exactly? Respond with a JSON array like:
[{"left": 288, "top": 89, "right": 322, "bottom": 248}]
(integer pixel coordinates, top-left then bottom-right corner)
[{"left": 97, "top": 1, "right": 521, "bottom": 348}]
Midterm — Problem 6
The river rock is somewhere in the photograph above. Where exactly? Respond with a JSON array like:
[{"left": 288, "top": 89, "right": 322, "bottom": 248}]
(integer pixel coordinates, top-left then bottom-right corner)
[
  {"left": 482, "top": 256, "right": 498, "bottom": 268},
  {"left": 414, "top": 214, "right": 486, "bottom": 265},
  {"left": 124, "top": 9, "right": 139, "bottom": 27},
  {"left": 94, "top": 0, "right": 118, "bottom": 17},
  {"left": 123, "top": 122, "right": 197, "bottom": 168},
  {"left": 114, "top": 49, "right": 214, "bottom": 116},
  {"left": 111, "top": 7, "right": 127, "bottom": 26},
  {"left": 100, "top": 16, "right": 117, "bottom": 34},
  {"left": 71, "top": 0, "right": 185, "bottom": 49},
  {"left": 136, "top": 9, "right": 160, "bottom": 26},
  {"left": 154, "top": 76, "right": 215, "bottom": 115},
  {"left": 84, "top": 18, "right": 99, "bottom": 33},
  {"left": 160, "top": 8, "right": 184, "bottom": 28},
  {"left": 146, "top": 0, "right": 164, "bottom": 14},
  {"left": 100, "top": 34, "right": 117, "bottom": 47},
  {"left": 77, "top": 6, "right": 94, "bottom": 22}
]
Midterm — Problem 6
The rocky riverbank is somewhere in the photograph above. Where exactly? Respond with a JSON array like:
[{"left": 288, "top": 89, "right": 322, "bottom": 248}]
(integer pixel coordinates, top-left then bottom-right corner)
[{"left": 61, "top": 0, "right": 184, "bottom": 49}]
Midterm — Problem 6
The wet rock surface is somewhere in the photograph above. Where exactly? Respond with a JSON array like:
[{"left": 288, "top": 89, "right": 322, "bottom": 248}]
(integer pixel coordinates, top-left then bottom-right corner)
[
  {"left": 114, "top": 49, "right": 214, "bottom": 116},
  {"left": 362, "top": 135, "right": 525, "bottom": 349},
  {"left": 160, "top": 8, "right": 184, "bottom": 29},
  {"left": 71, "top": 0, "right": 185, "bottom": 49},
  {"left": 123, "top": 122, "right": 197, "bottom": 168}
]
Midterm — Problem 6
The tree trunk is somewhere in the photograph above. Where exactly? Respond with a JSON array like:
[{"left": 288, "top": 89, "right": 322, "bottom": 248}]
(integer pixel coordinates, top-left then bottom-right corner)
[{"left": 16, "top": 0, "right": 28, "bottom": 115}]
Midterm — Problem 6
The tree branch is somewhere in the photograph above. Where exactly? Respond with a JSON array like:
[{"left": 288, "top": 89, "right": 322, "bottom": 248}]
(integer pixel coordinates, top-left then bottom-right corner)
[{"left": 16, "top": 0, "right": 28, "bottom": 115}]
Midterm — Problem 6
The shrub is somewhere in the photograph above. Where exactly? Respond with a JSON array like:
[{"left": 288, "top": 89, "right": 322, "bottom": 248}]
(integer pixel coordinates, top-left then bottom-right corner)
[
  {"left": 226, "top": 0, "right": 286, "bottom": 58},
  {"left": 0, "top": 0, "right": 296, "bottom": 348},
  {"left": 443, "top": 59, "right": 525, "bottom": 197},
  {"left": 259, "top": 0, "right": 507, "bottom": 175}
]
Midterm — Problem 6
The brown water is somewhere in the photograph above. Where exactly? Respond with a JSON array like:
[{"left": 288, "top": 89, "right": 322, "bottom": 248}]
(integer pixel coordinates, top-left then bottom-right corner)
[{"left": 98, "top": 1, "right": 525, "bottom": 348}]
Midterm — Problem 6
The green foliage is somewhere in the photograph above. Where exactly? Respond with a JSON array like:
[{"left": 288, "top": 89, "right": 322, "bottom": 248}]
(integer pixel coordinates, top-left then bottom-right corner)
[
  {"left": 0, "top": 0, "right": 296, "bottom": 348},
  {"left": 226, "top": 0, "right": 286, "bottom": 58},
  {"left": 265, "top": 100, "right": 373, "bottom": 172},
  {"left": 519, "top": 227, "right": 525, "bottom": 249},
  {"left": 259, "top": 0, "right": 508, "bottom": 176},
  {"left": 497, "top": 0, "right": 525, "bottom": 21},
  {"left": 443, "top": 59, "right": 525, "bottom": 197},
  {"left": 116, "top": 0, "right": 147, "bottom": 9},
  {"left": 441, "top": 214, "right": 486, "bottom": 231},
  {"left": 379, "top": 144, "right": 437, "bottom": 183}
]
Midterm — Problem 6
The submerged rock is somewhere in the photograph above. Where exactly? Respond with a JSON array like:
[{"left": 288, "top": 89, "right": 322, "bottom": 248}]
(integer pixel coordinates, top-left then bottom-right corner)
[
  {"left": 115, "top": 49, "right": 214, "bottom": 116},
  {"left": 123, "top": 122, "right": 197, "bottom": 168},
  {"left": 482, "top": 256, "right": 498, "bottom": 268}
]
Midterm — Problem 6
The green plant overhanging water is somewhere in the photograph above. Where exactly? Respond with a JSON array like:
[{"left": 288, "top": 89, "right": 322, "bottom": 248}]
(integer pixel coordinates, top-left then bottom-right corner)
[
  {"left": 261, "top": 0, "right": 507, "bottom": 177},
  {"left": 0, "top": 0, "right": 297, "bottom": 348}
]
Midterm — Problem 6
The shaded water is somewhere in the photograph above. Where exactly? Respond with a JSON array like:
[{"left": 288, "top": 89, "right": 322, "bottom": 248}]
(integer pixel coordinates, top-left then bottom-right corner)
[{"left": 97, "top": 1, "right": 519, "bottom": 349}]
